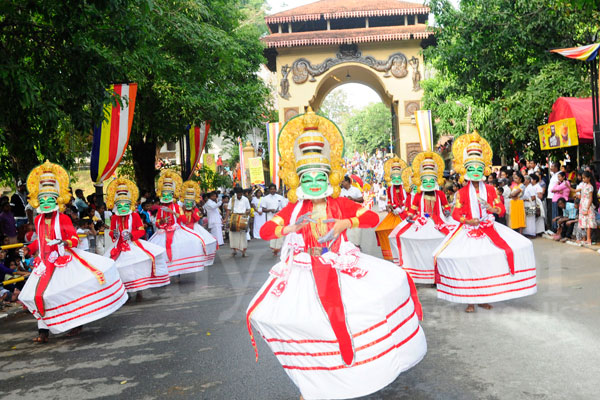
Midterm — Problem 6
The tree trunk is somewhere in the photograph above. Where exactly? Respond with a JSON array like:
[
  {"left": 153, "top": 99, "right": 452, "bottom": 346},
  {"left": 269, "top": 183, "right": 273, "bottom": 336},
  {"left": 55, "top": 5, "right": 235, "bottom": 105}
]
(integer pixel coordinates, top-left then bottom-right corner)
[{"left": 130, "top": 136, "right": 158, "bottom": 194}]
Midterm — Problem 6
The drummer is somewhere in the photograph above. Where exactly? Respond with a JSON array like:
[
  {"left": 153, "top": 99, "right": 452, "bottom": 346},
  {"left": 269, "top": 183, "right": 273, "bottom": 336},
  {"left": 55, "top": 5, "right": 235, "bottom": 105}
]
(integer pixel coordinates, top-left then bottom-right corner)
[{"left": 226, "top": 187, "right": 251, "bottom": 257}]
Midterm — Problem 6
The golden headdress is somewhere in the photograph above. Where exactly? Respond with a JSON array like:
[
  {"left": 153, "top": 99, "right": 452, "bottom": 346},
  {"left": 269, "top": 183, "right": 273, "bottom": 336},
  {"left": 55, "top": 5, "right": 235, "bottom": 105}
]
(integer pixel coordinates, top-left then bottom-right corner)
[
  {"left": 26, "top": 160, "right": 71, "bottom": 211},
  {"left": 452, "top": 131, "right": 492, "bottom": 183},
  {"left": 278, "top": 107, "right": 345, "bottom": 203},
  {"left": 106, "top": 177, "right": 139, "bottom": 211},
  {"left": 411, "top": 151, "right": 445, "bottom": 190},
  {"left": 156, "top": 169, "right": 183, "bottom": 198},
  {"left": 384, "top": 157, "right": 408, "bottom": 186},
  {"left": 401, "top": 166, "right": 414, "bottom": 190},
  {"left": 180, "top": 180, "right": 201, "bottom": 203}
]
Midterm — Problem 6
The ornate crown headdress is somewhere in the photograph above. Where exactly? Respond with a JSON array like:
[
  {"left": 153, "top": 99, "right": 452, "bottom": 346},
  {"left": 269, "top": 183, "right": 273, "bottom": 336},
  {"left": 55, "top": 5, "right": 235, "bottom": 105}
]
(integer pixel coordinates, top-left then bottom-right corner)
[
  {"left": 278, "top": 107, "right": 345, "bottom": 203},
  {"left": 401, "top": 166, "right": 414, "bottom": 190},
  {"left": 180, "top": 180, "right": 201, "bottom": 203},
  {"left": 384, "top": 156, "right": 408, "bottom": 186},
  {"left": 156, "top": 169, "right": 183, "bottom": 198},
  {"left": 452, "top": 131, "right": 492, "bottom": 183},
  {"left": 106, "top": 177, "right": 139, "bottom": 211},
  {"left": 411, "top": 151, "right": 445, "bottom": 189},
  {"left": 26, "top": 160, "right": 71, "bottom": 211}
]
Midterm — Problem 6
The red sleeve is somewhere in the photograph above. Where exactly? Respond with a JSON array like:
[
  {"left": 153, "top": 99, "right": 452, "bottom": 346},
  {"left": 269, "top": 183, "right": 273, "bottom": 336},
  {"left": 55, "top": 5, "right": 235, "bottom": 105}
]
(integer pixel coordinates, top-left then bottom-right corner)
[
  {"left": 438, "top": 190, "right": 450, "bottom": 210},
  {"left": 193, "top": 208, "right": 201, "bottom": 223},
  {"left": 110, "top": 216, "right": 118, "bottom": 241},
  {"left": 487, "top": 184, "right": 506, "bottom": 217},
  {"left": 386, "top": 187, "right": 392, "bottom": 206},
  {"left": 408, "top": 193, "right": 420, "bottom": 218},
  {"left": 338, "top": 197, "right": 379, "bottom": 228},
  {"left": 59, "top": 213, "right": 79, "bottom": 248},
  {"left": 452, "top": 186, "right": 471, "bottom": 222},
  {"left": 177, "top": 212, "right": 187, "bottom": 226},
  {"left": 131, "top": 213, "right": 145, "bottom": 240},
  {"left": 260, "top": 201, "right": 297, "bottom": 240}
]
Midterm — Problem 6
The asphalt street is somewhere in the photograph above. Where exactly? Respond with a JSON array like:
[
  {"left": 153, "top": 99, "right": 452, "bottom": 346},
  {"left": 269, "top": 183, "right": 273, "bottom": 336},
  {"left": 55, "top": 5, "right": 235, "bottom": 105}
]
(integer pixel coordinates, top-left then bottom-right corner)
[{"left": 1, "top": 230, "right": 599, "bottom": 400}]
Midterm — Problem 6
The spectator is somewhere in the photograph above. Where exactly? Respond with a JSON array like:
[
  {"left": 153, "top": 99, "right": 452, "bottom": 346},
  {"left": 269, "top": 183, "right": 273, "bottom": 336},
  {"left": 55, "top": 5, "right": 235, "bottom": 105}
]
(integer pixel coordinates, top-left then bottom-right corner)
[
  {"left": 523, "top": 175, "right": 538, "bottom": 237},
  {"left": 575, "top": 171, "right": 598, "bottom": 245},
  {"left": 552, "top": 198, "right": 578, "bottom": 242},
  {"left": 11, "top": 180, "right": 28, "bottom": 227},
  {"left": 0, "top": 200, "right": 17, "bottom": 244},
  {"left": 546, "top": 163, "right": 560, "bottom": 230},
  {"left": 76, "top": 218, "right": 96, "bottom": 252},
  {"left": 551, "top": 171, "right": 571, "bottom": 231},
  {"left": 509, "top": 172, "right": 526, "bottom": 233},
  {"left": 531, "top": 174, "right": 546, "bottom": 235},
  {"left": 73, "top": 189, "right": 89, "bottom": 216}
]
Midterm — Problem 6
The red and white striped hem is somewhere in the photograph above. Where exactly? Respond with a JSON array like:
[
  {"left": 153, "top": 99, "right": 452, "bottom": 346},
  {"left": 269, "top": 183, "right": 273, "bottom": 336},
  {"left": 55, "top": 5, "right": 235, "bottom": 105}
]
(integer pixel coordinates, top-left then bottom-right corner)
[
  {"left": 31, "top": 281, "right": 127, "bottom": 329},
  {"left": 437, "top": 268, "right": 537, "bottom": 303},
  {"left": 402, "top": 267, "right": 435, "bottom": 283},
  {"left": 123, "top": 274, "right": 171, "bottom": 292},
  {"left": 260, "top": 295, "right": 422, "bottom": 371},
  {"left": 167, "top": 256, "right": 206, "bottom": 276}
]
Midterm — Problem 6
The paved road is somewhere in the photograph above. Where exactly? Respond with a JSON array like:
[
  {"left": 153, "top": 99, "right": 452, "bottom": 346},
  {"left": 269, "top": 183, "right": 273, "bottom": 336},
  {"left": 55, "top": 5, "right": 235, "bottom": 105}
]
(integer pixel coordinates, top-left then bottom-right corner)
[{"left": 1, "top": 231, "right": 599, "bottom": 400}]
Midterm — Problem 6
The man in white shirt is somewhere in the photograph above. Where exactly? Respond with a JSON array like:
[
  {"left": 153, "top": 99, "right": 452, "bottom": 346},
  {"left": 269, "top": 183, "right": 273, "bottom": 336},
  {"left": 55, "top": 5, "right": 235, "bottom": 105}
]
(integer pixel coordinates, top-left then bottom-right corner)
[
  {"left": 262, "top": 184, "right": 284, "bottom": 256},
  {"left": 203, "top": 191, "right": 223, "bottom": 246},
  {"left": 251, "top": 189, "right": 266, "bottom": 239},
  {"left": 227, "top": 188, "right": 251, "bottom": 257},
  {"left": 340, "top": 176, "right": 364, "bottom": 247}
]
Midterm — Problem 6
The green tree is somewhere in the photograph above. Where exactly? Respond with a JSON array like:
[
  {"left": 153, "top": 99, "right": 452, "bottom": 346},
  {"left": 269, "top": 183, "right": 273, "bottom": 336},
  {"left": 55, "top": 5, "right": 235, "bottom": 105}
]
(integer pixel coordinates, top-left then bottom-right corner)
[
  {"left": 0, "top": 0, "right": 151, "bottom": 182},
  {"left": 319, "top": 88, "right": 355, "bottom": 128},
  {"left": 344, "top": 103, "right": 391, "bottom": 154},
  {"left": 423, "top": 0, "right": 597, "bottom": 162}
]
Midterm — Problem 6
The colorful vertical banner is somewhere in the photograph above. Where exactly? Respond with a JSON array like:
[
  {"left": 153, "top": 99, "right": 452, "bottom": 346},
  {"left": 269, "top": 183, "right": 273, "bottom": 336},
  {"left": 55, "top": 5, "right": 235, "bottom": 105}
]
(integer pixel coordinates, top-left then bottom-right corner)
[
  {"left": 266, "top": 122, "right": 281, "bottom": 188},
  {"left": 248, "top": 157, "right": 265, "bottom": 185},
  {"left": 184, "top": 122, "right": 210, "bottom": 180},
  {"left": 204, "top": 153, "right": 216, "bottom": 172},
  {"left": 90, "top": 83, "right": 138, "bottom": 183},
  {"left": 414, "top": 110, "right": 434, "bottom": 152},
  {"left": 238, "top": 137, "right": 247, "bottom": 188},
  {"left": 550, "top": 43, "right": 600, "bottom": 61},
  {"left": 538, "top": 118, "right": 579, "bottom": 150}
]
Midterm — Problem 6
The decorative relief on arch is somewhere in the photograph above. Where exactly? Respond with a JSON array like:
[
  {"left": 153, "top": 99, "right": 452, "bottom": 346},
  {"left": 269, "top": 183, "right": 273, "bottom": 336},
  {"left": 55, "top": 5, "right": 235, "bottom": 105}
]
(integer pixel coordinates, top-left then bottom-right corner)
[{"left": 291, "top": 44, "right": 409, "bottom": 84}]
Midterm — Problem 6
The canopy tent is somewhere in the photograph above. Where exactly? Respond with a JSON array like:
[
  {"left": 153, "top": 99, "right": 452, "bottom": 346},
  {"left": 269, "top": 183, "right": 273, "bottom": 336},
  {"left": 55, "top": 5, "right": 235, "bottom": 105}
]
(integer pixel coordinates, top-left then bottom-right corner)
[{"left": 548, "top": 97, "right": 593, "bottom": 143}]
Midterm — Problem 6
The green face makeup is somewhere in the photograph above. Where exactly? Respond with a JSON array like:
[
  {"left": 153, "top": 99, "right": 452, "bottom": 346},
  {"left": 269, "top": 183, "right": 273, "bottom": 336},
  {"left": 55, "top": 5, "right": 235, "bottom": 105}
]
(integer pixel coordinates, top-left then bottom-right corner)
[
  {"left": 300, "top": 171, "right": 329, "bottom": 197},
  {"left": 161, "top": 191, "right": 174, "bottom": 203},
  {"left": 466, "top": 163, "right": 485, "bottom": 181},
  {"left": 38, "top": 196, "right": 58, "bottom": 213},
  {"left": 116, "top": 201, "right": 131, "bottom": 216},
  {"left": 421, "top": 177, "right": 437, "bottom": 191},
  {"left": 391, "top": 174, "right": 402, "bottom": 185},
  {"left": 184, "top": 199, "right": 195, "bottom": 210}
]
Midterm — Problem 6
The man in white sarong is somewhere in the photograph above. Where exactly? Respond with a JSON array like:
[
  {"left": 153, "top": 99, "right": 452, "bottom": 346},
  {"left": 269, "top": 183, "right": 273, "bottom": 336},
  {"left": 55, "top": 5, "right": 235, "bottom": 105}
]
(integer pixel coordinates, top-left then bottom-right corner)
[
  {"left": 251, "top": 189, "right": 266, "bottom": 239},
  {"left": 227, "top": 188, "right": 251, "bottom": 257},
  {"left": 203, "top": 191, "right": 224, "bottom": 246},
  {"left": 262, "top": 184, "right": 284, "bottom": 256}
]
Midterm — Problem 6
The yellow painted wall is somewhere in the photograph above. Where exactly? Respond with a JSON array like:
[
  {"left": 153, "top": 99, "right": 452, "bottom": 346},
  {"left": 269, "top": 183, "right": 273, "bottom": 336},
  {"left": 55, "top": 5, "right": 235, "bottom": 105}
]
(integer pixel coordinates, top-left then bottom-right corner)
[{"left": 274, "top": 40, "right": 425, "bottom": 160}]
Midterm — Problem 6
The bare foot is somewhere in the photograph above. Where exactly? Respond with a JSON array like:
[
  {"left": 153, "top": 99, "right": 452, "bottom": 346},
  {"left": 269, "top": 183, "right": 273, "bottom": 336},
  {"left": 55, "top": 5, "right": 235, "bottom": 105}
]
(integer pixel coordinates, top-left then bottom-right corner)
[
  {"left": 465, "top": 304, "right": 475, "bottom": 313},
  {"left": 478, "top": 303, "right": 493, "bottom": 310},
  {"left": 33, "top": 334, "right": 49, "bottom": 343}
]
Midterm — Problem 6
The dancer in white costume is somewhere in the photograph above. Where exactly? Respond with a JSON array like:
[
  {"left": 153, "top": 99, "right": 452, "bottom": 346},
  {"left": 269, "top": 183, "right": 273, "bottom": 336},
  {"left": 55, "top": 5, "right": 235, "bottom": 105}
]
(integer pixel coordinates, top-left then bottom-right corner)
[
  {"left": 105, "top": 177, "right": 170, "bottom": 295},
  {"left": 178, "top": 180, "right": 217, "bottom": 266},
  {"left": 247, "top": 109, "right": 426, "bottom": 400},
  {"left": 388, "top": 152, "right": 456, "bottom": 284},
  {"left": 19, "top": 161, "right": 127, "bottom": 342},
  {"left": 433, "top": 132, "right": 537, "bottom": 312},
  {"left": 204, "top": 191, "right": 224, "bottom": 246},
  {"left": 148, "top": 169, "right": 207, "bottom": 276}
]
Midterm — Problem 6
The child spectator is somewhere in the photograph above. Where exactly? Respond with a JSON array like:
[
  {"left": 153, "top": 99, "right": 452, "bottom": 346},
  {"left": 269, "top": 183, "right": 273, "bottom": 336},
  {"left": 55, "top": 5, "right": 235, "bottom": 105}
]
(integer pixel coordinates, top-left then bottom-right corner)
[
  {"left": 575, "top": 171, "right": 598, "bottom": 245},
  {"left": 76, "top": 218, "right": 96, "bottom": 252}
]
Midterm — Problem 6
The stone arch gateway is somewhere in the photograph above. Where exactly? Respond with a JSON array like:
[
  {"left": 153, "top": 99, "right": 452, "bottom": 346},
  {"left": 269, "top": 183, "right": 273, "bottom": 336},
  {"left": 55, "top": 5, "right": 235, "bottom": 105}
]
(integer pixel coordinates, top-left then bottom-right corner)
[{"left": 262, "top": 0, "right": 434, "bottom": 161}]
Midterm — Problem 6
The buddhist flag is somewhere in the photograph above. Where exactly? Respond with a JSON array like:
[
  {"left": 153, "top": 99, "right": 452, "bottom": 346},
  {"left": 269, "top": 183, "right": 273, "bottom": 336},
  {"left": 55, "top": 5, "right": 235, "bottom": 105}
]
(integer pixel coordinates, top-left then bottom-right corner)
[
  {"left": 266, "top": 122, "right": 281, "bottom": 189},
  {"left": 90, "top": 83, "right": 137, "bottom": 183},
  {"left": 184, "top": 123, "right": 210, "bottom": 180},
  {"left": 551, "top": 43, "right": 600, "bottom": 61},
  {"left": 415, "top": 110, "right": 434, "bottom": 152},
  {"left": 238, "top": 137, "right": 247, "bottom": 188}
]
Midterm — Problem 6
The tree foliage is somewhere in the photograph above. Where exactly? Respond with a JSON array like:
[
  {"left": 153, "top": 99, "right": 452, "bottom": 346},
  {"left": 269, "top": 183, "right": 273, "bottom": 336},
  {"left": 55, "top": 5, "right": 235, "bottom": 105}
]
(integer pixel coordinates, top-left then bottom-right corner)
[
  {"left": 0, "top": 0, "right": 271, "bottom": 190},
  {"left": 318, "top": 88, "right": 355, "bottom": 129},
  {"left": 423, "top": 0, "right": 598, "bottom": 162},
  {"left": 343, "top": 103, "right": 392, "bottom": 154}
]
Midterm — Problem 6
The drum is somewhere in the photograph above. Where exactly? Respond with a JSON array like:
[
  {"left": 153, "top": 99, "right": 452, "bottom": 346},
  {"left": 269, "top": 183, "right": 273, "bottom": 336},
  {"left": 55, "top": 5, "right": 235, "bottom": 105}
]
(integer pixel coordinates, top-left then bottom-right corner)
[{"left": 229, "top": 213, "right": 249, "bottom": 232}]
